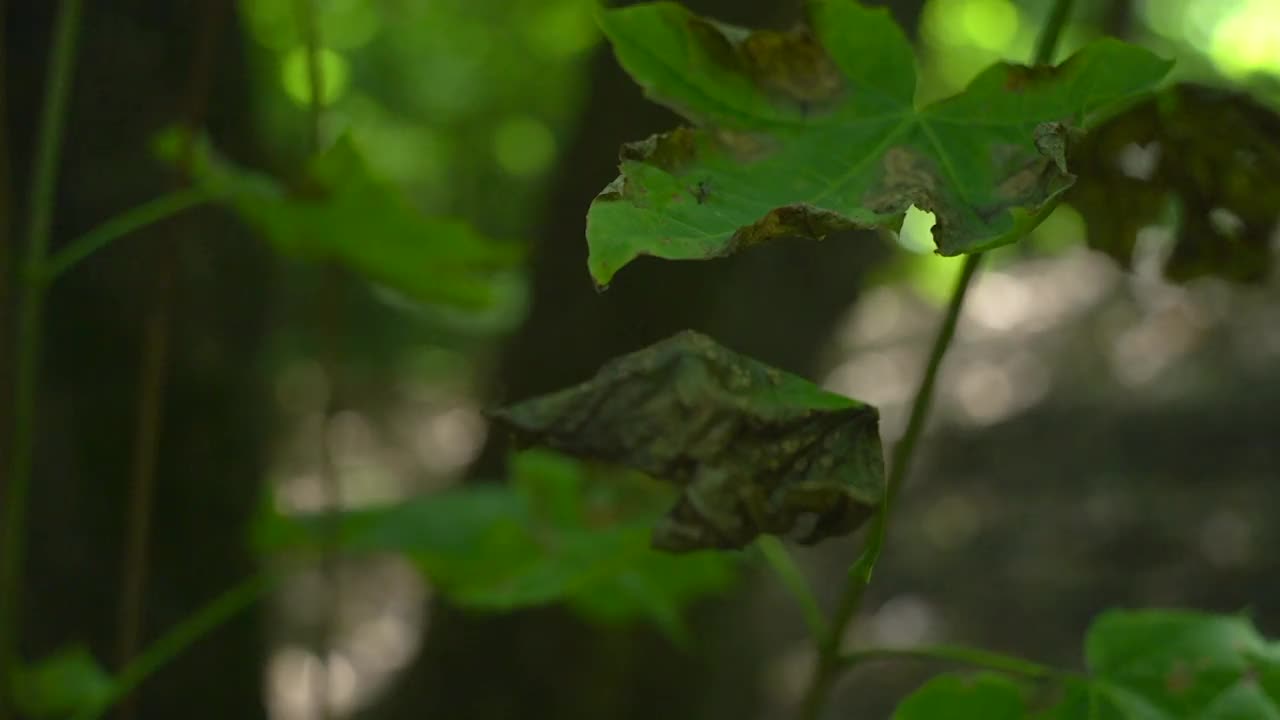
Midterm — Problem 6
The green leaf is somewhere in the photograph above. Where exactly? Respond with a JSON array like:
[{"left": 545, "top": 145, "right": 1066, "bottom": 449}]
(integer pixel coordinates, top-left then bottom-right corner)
[
  {"left": 1068, "top": 84, "right": 1280, "bottom": 283},
  {"left": 489, "top": 330, "right": 884, "bottom": 551},
  {"left": 156, "top": 129, "right": 525, "bottom": 313},
  {"left": 893, "top": 673, "right": 1028, "bottom": 720},
  {"left": 13, "top": 647, "right": 115, "bottom": 718},
  {"left": 1050, "top": 610, "right": 1280, "bottom": 719},
  {"left": 254, "top": 450, "right": 737, "bottom": 639},
  {"left": 585, "top": 0, "right": 1172, "bottom": 287}
]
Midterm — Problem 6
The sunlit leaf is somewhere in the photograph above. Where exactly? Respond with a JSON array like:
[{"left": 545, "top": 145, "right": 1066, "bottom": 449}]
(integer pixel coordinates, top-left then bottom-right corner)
[
  {"left": 489, "top": 331, "right": 884, "bottom": 552},
  {"left": 585, "top": 0, "right": 1172, "bottom": 286},
  {"left": 156, "top": 130, "right": 525, "bottom": 314},
  {"left": 893, "top": 673, "right": 1028, "bottom": 720},
  {"left": 254, "top": 450, "right": 737, "bottom": 639},
  {"left": 1068, "top": 84, "right": 1280, "bottom": 283},
  {"left": 13, "top": 647, "right": 114, "bottom": 718}
]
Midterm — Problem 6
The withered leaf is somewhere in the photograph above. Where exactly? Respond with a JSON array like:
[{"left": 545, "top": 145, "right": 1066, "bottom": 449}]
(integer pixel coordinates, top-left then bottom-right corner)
[
  {"left": 586, "top": 0, "right": 1172, "bottom": 287},
  {"left": 1068, "top": 84, "right": 1280, "bottom": 283},
  {"left": 489, "top": 331, "right": 884, "bottom": 552}
]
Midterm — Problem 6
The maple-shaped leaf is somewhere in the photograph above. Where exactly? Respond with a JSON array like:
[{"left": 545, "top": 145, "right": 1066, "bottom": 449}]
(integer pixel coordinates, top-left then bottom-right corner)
[
  {"left": 1068, "top": 84, "right": 1280, "bottom": 283},
  {"left": 489, "top": 331, "right": 884, "bottom": 552},
  {"left": 585, "top": 0, "right": 1172, "bottom": 287}
]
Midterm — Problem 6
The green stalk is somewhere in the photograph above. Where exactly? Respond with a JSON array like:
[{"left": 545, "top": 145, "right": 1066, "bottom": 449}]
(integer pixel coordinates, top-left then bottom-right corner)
[
  {"left": 794, "top": 3, "right": 1076, "bottom": 717},
  {"left": 41, "top": 187, "right": 217, "bottom": 283},
  {"left": 759, "top": 537, "right": 829, "bottom": 645},
  {"left": 838, "top": 644, "right": 1068, "bottom": 681},
  {"left": 0, "top": 1, "right": 83, "bottom": 715},
  {"left": 72, "top": 574, "right": 271, "bottom": 720}
]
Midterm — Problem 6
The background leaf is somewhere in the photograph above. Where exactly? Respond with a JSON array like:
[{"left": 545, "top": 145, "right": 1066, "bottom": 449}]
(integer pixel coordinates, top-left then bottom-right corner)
[
  {"left": 892, "top": 672, "right": 1028, "bottom": 720},
  {"left": 1069, "top": 610, "right": 1280, "bottom": 719},
  {"left": 585, "top": 0, "right": 1172, "bottom": 286},
  {"left": 12, "top": 647, "right": 114, "bottom": 719},
  {"left": 156, "top": 130, "right": 525, "bottom": 313},
  {"left": 490, "top": 330, "right": 884, "bottom": 551},
  {"left": 255, "top": 449, "right": 738, "bottom": 640},
  {"left": 1068, "top": 84, "right": 1280, "bottom": 283}
]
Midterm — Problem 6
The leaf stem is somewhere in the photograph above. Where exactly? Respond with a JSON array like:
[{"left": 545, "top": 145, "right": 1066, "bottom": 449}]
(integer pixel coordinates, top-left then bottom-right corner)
[
  {"left": 73, "top": 573, "right": 272, "bottom": 720},
  {"left": 759, "top": 537, "right": 829, "bottom": 645},
  {"left": 1033, "top": 0, "right": 1076, "bottom": 66},
  {"left": 41, "top": 187, "right": 217, "bottom": 282},
  {"left": 838, "top": 644, "right": 1066, "bottom": 681},
  {"left": 0, "top": 1, "right": 82, "bottom": 715},
  {"left": 797, "top": 254, "right": 980, "bottom": 720},
  {"left": 795, "top": 2, "right": 1076, "bottom": 716}
]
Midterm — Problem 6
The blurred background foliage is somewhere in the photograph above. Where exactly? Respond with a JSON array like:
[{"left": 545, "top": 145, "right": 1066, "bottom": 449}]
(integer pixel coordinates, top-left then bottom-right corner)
[{"left": 4, "top": 0, "right": 1277, "bottom": 718}]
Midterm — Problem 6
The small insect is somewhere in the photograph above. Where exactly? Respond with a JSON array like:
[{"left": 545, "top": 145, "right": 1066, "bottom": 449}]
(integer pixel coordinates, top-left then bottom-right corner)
[{"left": 692, "top": 180, "right": 712, "bottom": 204}]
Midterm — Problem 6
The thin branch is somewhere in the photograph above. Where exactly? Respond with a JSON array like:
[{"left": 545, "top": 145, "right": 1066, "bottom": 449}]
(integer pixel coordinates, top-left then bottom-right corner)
[
  {"left": 794, "top": 1, "right": 1078, "bottom": 715},
  {"left": 74, "top": 574, "right": 272, "bottom": 720},
  {"left": 759, "top": 537, "right": 829, "bottom": 645},
  {"left": 797, "top": 255, "right": 979, "bottom": 720},
  {"left": 838, "top": 644, "right": 1067, "bottom": 681},
  {"left": 41, "top": 187, "right": 216, "bottom": 282},
  {"left": 0, "top": 2, "right": 83, "bottom": 716},
  {"left": 1034, "top": 0, "right": 1077, "bottom": 66}
]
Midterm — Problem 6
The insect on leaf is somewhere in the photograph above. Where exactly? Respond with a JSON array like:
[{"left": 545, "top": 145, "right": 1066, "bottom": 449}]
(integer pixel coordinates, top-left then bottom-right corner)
[
  {"left": 489, "top": 331, "right": 885, "bottom": 552},
  {"left": 586, "top": 0, "right": 1172, "bottom": 287}
]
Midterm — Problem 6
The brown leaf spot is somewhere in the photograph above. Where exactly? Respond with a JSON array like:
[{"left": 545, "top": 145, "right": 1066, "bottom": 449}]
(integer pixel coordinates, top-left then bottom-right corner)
[
  {"left": 738, "top": 27, "right": 844, "bottom": 106},
  {"left": 733, "top": 203, "right": 861, "bottom": 248}
]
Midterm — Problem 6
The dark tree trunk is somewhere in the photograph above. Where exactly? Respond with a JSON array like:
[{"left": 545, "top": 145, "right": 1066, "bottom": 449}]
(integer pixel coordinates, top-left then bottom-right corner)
[{"left": 8, "top": 1, "right": 273, "bottom": 718}]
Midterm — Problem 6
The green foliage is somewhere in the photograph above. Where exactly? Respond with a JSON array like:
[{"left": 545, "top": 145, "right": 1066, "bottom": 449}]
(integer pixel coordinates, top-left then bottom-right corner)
[
  {"left": 156, "top": 130, "right": 525, "bottom": 320},
  {"left": 255, "top": 449, "right": 738, "bottom": 641},
  {"left": 584, "top": 0, "right": 1171, "bottom": 287},
  {"left": 1071, "top": 610, "right": 1280, "bottom": 718},
  {"left": 1068, "top": 84, "right": 1280, "bottom": 283},
  {"left": 490, "top": 330, "right": 884, "bottom": 551},
  {"left": 891, "top": 610, "right": 1280, "bottom": 718},
  {"left": 892, "top": 673, "right": 1028, "bottom": 720},
  {"left": 12, "top": 647, "right": 112, "bottom": 719}
]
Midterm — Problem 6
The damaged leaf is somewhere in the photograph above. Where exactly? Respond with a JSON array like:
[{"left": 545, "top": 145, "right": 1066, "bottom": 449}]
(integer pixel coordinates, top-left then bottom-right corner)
[
  {"left": 586, "top": 0, "right": 1171, "bottom": 287},
  {"left": 156, "top": 129, "right": 525, "bottom": 313},
  {"left": 1068, "top": 84, "right": 1280, "bottom": 283},
  {"left": 489, "top": 330, "right": 884, "bottom": 552}
]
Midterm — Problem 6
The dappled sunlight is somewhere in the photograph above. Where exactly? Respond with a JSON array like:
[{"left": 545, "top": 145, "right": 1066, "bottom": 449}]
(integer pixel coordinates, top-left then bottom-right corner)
[
  {"left": 1198, "top": 508, "right": 1255, "bottom": 569},
  {"left": 267, "top": 348, "right": 483, "bottom": 718},
  {"left": 869, "top": 594, "right": 942, "bottom": 647},
  {"left": 405, "top": 405, "right": 488, "bottom": 475},
  {"left": 267, "top": 559, "right": 428, "bottom": 720},
  {"left": 920, "top": 492, "right": 982, "bottom": 549},
  {"left": 1139, "top": 0, "right": 1280, "bottom": 78},
  {"left": 949, "top": 352, "right": 1050, "bottom": 425}
]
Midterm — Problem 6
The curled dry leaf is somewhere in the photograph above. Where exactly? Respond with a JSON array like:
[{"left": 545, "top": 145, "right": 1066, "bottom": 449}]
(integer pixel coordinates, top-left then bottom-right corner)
[
  {"left": 1068, "top": 83, "right": 1280, "bottom": 283},
  {"left": 489, "top": 331, "right": 885, "bottom": 552}
]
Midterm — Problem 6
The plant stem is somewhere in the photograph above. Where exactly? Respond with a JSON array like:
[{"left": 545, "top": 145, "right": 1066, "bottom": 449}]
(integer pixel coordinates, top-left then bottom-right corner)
[
  {"left": 74, "top": 574, "right": 272, "bottom": 720},
  {"left": 41, "top": 187, "right": 216, "bottom": 282},
  {"left": 795, "top": 2, "right": 1077, "bottom": 715},
  {"left": 1034, "top": 0, "right": 1077, "bottom": 66},
  {"left": 759, "top": 537, "right": 829, "bottom": 645},
  {"left": 838, "top": 644, "right": 1065, "bottom": 680},
  {"left": 797, "top": 256, "right": 979, "bottom": 720},
  {"left": 0, "top": 1, "right": 82, "bottom": 716}
]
